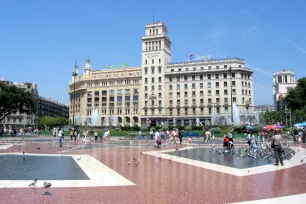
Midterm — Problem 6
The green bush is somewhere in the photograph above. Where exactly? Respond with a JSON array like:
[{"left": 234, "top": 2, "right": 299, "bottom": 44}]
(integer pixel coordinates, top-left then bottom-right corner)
[
  {"left": 185, "top": 126, "right": 192, "bottom": 131},
  {"left": 140, "top": 126, "right": 148, "bottom": 131},
  {"left": 162, "top": 126, "right": 169, "bottom": 131},
  {"left": 251, "top": 127, "right": 260, "bottom": 133},
  {"left": 133, "top": 125, "right": 140, "bottom": 131},
  {"left": 209, "top": 127, "right": 221, "bottom": 133},
  {"left": 192, "top": 126, "right": 203, "bottom": 130}
]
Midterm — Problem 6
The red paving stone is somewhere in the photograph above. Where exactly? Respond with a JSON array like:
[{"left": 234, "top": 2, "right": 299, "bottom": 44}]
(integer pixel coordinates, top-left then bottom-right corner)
[{"left": 0, "top": 141, "right": 306, "bottom": 204}]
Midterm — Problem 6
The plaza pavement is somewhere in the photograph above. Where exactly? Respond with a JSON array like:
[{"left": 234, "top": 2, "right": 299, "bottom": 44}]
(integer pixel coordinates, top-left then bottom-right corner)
[{"left": 0, "top": 135, "right": 306, "bottom": 204}]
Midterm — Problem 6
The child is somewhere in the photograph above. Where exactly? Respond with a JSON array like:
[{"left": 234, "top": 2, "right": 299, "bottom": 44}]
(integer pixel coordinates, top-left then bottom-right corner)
[{"left": 188, "top": 136, "right": 192, "bottom": 145}]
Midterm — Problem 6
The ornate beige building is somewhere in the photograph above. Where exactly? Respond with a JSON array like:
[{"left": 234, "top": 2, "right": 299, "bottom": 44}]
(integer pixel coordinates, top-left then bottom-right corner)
[
  {"left": 69, "top": 22, "right": 255, "bottom": 127},
  {"left": 68, "top": 58, "right": 142, "bottom": 127}
]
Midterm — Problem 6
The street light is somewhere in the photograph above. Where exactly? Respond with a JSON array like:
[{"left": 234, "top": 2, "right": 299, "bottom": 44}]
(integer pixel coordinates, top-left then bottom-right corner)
[
  {"left": 228, "top": 58, "right": 234, "bottom": 125},
  {"left": 72, "top": 63, "right": 78, "bottom": 130}
]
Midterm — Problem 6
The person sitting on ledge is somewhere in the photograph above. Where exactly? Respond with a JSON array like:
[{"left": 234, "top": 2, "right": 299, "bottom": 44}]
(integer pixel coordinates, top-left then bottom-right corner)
[{"left": 223, "top": 134, "right": 229, "bottom": 147}]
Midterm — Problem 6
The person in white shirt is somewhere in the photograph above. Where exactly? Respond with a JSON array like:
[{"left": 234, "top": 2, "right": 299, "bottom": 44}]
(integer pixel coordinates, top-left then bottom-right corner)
[
  {"left": 103, "top": 130, "right": 110, "bottom": 141},
  {"left": 58, "top": 128, "right": 63, "bottom": 147},
  {"left": 138, "top": 130, "right": 142, "bottom": 140}
]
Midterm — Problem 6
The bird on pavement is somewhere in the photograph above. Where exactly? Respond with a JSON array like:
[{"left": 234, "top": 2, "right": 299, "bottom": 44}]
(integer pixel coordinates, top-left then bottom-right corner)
[
  {"left": 29, "top": 179, "right": 38, "bottom": 187},
  {"left": 127, "top": 162, "right": 131, "bottom": 165},
  {"left": 44, "top": 182, "right": 52, "bottom": 188},
  {"left": 77, "top": 157, "right": 81, "bottom": 160},
  {"left": 36, "top": 147, "right": 41, "bottom": 150},
  {"left": 133, "top": 157, "right": 137, "bottom": 161}
]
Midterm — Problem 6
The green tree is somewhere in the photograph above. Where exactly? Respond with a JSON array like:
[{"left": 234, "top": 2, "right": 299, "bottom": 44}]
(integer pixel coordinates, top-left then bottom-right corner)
[
  {"left": 286, "top": 77, "right": 306, "bottom": 110},
  {"left": 0, "top": 83, "right": 35, "bottom": 122}
]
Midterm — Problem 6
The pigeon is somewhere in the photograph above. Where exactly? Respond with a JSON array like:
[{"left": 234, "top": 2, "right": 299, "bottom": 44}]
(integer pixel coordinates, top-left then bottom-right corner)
[
  {"left": 36, "top": 147, "right": 41, "bottom": 150},
  {"left": 133, "top": 157, "right": 137, "bottom": 161},
  {"left": 44, "top": 182, "right": 52, "bottom": 188},
  {"left": 301, "top": 159, "right": 304, "bottom": 163},
  {"left": 127, "top": 162, "right": 131, "bottom": 165},
  {"left": 77, "top": 157, "right": 81, "bottom": 160},
  {"left": 140, "top": 152, "right": 143, "bottom": 155},
  {"left": 134, "top": 161, "right": 140, "bottom": 165},
  {"left": 159, "top": 157, "right": 162, "bottom": 160},
  {"left": 211, "top": 146, "right": 216, "bottom": 151},
  {"left": 29, "top": 179, "right": 38, "bottom": 187}
]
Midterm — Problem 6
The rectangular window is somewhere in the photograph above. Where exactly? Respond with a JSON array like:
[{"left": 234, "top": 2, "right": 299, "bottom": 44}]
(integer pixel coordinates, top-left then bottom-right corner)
[
  {"left": 158, "top": 85, "right": 162, "bottom": 90},
  {"left": 125, "top": 96, "right": 130, "bottom": 101},
  {"left": 216, "top": 90, "right": 219, "bottom": 95},
  {"left": 233, "top": 97, "right": 236, "bottom": 102},
  {"left": 152, "top": 59, "right": 154, "bottom": 64},
  {"left": 200, "top": 83, "right": 203, "bottom": 88},
  {"left": 145, "top": 60, "right": 147, "bottom": 65},
  {"left": 117, "top": 96, "right": 122, "bottom": 101},
  {"left": 192, "top": 91, "right": 196, "bottom": 97},
  {"left": 208, "top": 82, "right": 211, "bottom": 88},
  {"left": 177, "top": 92, "right": 180, "bottom": 97},
  {"left": 151, "top": 68, "right": 154, "bottom": 74},
  {"left": 158, "top": 67, "right": 161, "bottom": 73},
  {"left": 192, "top": 83, "right": 195, "bottom": 89},
  {"left": 216, "top": 82, "right": 219, "bottom": 87},
  {"left": 145, "top": 93, "right": 148, "bottom": 98},
  {"left": 192, "top": 76, "right": 195, "bottom": 81},
  {"left": 152, "top": 77, "right": 155, "bottom": 83},
  {"left": 169, "top": 85, "right": 172, "bottom": 90},
  {"left": 159, "top": 77, "right": 162, "bottom": 83},
  {"left": 177, "top": 84, "right": 180, "bottom": 90},
  {"left": 224, "top": 90, "right": 228, "bottom": 95},
  {"left": 145, "top": 86, "right": 148, "bottom": 91},
  {"left": 232, "top": 81, "right": 236, "bottom": 86},
  {"left": 184, "top": 92, "right": 188, "bottom": 97},
  {"left": 184, "top": 76, "right": 188, "bottom": 81},
  {"left": 216, "top": 98, "right": 220, "bottom": 103},
  {"left": 177, "top": 76, "right": 180, "bottom": 81},
  {"left": 224, "top": 82, "right": 228, "bottom": 87},
  {"left": 215, "top": 74, "right": 219, "bottom": 79},
  {"left": 184, "top": 84, "right": 188, "bottom": 89},
  {"left": 208, "top": 74, "right": 211, "bottom": 79},
  {"left": 208, "top": 98, "right": 212, "bottom": 103},
  {"left": 133, "top": 96, "right": 138, "bottom": 101},
  {"left": 200, "top": 91, "right": 203, "bottom": 96},
  {"left": 223, "top": 73, "right": 227, "bottom": 78},
  {"left": 232, "top": 73, "right": 235, "bottom": 78},
  {"left": 169, "top": 77, "right": 172, "bottom": 82}
]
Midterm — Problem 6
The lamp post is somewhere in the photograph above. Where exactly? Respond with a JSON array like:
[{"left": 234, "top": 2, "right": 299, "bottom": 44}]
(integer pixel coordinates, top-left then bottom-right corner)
[
  {"left": 72, "top": 66, "right": 78, "bottom": 130},
  {"left": 228, "top": 58, "right": 234, "bottom": 125}
]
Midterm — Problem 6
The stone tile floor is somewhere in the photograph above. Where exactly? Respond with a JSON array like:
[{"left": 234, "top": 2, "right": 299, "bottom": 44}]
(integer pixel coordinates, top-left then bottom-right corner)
[{"left": 0, "top": 136, "right": 305, "bottom": 204}]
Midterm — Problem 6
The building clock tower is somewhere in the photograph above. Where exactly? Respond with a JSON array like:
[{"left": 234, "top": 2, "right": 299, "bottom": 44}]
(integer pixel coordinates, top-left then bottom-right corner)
[{"left": 141, "top": 22, "right": 171, "bottom": 126}]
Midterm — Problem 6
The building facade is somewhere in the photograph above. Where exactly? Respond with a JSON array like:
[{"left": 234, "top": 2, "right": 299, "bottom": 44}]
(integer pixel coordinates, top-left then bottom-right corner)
[
  {"left": 69, "top": 22, "right": 255, "bottom": 127},
  {"left": 273, "top": 69, "right": 297, "bottom": 111},
  {"left": 69, "top": 58, "right": 142, "bottom": 127},
  {"left": 0, "top": 79, "right": 69, "bottom": 129}
]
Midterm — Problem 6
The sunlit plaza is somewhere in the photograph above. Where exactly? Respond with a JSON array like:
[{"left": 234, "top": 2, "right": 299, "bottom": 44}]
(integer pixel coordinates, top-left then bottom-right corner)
[{"left": 1, "top": 1, "right": 306, "bottom": 204}]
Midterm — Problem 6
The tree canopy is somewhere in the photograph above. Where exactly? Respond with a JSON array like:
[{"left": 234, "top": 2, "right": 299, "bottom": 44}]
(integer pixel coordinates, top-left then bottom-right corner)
[
  {"left": 286, "top": 77, "right": 306, "bottom": 110},
  {"left": 0, "top": 83, "right": 36, "bottom": 122}
]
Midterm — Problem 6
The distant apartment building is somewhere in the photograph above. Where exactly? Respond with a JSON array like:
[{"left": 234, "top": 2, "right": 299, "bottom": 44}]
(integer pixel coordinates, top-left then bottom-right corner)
[
  {"left": 69, "top": 22, "right": 255, "bottom": 127},
  {"left": 273, "top": 69, "right": 297, "bottom": 111},
  {"left": 254, "top": 104, "right": 275, "bottom": 112},
  {"left": 0, "top": 79, "right": 69, "bottom": 129}
]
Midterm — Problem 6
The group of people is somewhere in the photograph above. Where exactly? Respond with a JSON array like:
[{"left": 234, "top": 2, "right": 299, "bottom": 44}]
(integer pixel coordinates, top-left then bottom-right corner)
[
  {"left": 52, "top": 127, "right": 111, "bottom": 147},
  {"left": 145, "top": 128, "right": 184, "bottom": 149}
]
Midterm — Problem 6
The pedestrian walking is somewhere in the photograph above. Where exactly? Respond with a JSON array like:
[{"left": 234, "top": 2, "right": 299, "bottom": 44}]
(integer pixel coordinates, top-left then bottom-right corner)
[
  {"left": 271, "top": 129, "right": 283, "bottom": 166},
  {"left": 58, "top": 128, "right": 63, "bottom": 147}
]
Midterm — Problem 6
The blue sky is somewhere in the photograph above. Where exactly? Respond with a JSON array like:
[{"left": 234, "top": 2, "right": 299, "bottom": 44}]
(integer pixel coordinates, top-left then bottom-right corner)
[{"left": 1, "top": 0, "right": 306, "bottom": 105}]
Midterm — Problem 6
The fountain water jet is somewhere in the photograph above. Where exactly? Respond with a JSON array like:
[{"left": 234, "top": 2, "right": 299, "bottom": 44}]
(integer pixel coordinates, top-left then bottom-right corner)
[{"left": 232, "top": 103, "right": 241, "bottom": 126}]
